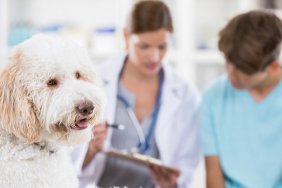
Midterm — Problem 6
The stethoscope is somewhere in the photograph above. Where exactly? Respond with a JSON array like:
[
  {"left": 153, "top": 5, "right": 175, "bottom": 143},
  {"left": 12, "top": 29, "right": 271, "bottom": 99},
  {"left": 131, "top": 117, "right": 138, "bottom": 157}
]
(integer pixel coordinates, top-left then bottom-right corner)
[{"left": 116, "top": 61, "right": 164, "bottom": 154}]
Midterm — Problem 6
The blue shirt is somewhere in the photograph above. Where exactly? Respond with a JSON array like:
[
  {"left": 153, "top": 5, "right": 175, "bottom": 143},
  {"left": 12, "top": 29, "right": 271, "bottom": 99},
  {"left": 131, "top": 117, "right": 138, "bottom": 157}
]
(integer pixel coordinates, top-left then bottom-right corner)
[{"left": 201, "top": 75, "right": 282, "bottom": 188}]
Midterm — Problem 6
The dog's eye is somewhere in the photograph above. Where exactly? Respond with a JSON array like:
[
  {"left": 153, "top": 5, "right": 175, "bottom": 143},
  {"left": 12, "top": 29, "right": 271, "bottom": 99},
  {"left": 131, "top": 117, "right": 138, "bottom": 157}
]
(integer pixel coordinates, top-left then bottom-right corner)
[
  {"left": 75, "top": 71, "right": 81, "bottom": 79},
  {"left": 47, "top": 79, "right": 58, "bottom": 87}
]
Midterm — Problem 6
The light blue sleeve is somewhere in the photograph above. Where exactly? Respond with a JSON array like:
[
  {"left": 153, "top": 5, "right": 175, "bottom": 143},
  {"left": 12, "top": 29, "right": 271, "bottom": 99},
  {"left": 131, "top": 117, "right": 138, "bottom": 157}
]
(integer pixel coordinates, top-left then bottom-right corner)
[{"left": 200, "top": 91, "right": 219, "bottom": 156}]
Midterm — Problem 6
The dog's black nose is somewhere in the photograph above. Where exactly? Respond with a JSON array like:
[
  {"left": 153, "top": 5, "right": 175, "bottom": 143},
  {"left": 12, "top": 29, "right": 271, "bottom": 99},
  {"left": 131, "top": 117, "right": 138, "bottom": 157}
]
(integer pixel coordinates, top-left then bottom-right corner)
[{"left": 76, "top": 101, "right": 95, "bottom": 116}]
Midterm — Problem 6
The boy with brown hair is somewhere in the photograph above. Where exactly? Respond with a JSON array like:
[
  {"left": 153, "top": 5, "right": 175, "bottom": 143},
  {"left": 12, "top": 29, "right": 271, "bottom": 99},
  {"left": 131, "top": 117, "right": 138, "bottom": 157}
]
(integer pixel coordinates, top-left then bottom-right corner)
[{"left": 201, "top": 10, "right": 282, "bottom": 188}]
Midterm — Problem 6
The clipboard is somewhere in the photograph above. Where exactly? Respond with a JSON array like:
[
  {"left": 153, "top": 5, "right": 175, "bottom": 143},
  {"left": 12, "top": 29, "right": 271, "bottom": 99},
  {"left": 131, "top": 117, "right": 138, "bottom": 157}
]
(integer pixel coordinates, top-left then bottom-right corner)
[{"left": 105, "top": 149, "right": 180, "bottom": 177}]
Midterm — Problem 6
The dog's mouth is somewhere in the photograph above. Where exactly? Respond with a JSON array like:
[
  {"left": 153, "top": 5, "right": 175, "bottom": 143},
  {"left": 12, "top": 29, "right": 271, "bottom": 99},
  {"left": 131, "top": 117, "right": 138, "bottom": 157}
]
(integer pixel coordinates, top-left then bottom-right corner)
[
  {"left": 53, "top": 114, "right": 95, "bottom": 132},
  {"left": 73, "top": 118, "right": 90, "bottom": 130}
]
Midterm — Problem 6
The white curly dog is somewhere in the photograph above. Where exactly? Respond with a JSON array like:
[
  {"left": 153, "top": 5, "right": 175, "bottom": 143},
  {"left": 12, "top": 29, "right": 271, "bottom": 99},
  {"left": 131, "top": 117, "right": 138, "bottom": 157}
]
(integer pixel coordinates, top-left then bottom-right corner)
[{"left": 0, "top": 35, "right": 105, "bottom": 188}]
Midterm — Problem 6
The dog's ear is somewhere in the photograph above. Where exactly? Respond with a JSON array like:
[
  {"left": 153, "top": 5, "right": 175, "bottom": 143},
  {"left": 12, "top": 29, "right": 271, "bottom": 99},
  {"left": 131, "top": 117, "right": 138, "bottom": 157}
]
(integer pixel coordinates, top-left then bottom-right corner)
[{"left": 0, "top": 49, "right": 40, "bottom": 143}]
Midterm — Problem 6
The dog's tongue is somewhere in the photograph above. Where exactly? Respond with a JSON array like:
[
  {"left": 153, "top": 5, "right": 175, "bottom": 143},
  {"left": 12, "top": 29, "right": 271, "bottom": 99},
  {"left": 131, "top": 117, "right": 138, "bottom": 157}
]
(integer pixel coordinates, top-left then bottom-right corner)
[{"left": 76, "top": 120, "right": 88, "bottom": 129}]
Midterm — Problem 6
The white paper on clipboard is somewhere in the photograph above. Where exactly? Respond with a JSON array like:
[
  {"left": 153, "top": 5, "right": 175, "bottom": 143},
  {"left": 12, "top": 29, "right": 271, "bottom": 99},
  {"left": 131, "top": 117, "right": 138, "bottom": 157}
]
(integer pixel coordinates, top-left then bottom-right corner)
[{"left": 104, "top": 149, "right": 180, "bottom": 177}]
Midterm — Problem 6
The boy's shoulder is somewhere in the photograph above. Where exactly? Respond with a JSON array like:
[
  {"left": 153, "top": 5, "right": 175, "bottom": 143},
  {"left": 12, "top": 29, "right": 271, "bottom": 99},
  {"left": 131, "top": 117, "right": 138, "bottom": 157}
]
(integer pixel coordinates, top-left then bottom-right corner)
[{"left": 203, "top": 74, "right": 231, "bottom": 99}]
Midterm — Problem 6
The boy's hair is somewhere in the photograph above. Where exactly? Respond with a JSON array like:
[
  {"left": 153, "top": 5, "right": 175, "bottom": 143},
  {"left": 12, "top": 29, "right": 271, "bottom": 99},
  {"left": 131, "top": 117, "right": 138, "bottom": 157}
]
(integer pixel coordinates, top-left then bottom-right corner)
[
  {"left": 218, "top": 10, "right": 282, "bottom": 74},
  {"left": 126, "top": 0, "right": 173, "bottom": 34}
]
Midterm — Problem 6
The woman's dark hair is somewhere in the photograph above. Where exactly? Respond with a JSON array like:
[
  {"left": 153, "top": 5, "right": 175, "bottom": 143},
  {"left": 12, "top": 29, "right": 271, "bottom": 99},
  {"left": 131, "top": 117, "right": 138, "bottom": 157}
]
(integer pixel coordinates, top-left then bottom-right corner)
[
  {"left": 126, "top": 0, "right": 173, "bottom": 34},
  {"left": 218, "top": 10, "right": 282, "bottom": 74}
]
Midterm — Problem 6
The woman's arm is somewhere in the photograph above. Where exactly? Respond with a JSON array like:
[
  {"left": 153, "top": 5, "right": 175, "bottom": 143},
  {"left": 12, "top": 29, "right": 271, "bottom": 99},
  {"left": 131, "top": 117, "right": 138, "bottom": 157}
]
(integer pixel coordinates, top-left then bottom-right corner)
[
  {"left": 205, "top": 156, "right": 225, "bottom": 188},
  {"left": 82, "top": 122, "right": 108, "bottom": 169}
]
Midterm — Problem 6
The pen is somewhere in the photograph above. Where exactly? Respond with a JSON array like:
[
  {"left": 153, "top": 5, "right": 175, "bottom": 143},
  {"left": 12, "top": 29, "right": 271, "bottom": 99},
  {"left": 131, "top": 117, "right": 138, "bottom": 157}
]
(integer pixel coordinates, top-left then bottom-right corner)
[{"left": 107, "top": 123, "right": 125, "bottom": 130}]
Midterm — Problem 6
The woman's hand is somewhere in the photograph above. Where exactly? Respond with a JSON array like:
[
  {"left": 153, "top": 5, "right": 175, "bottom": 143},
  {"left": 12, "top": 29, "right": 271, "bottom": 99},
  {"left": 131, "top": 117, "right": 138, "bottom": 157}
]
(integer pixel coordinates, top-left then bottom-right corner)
[
  {"left": 149, "top": 164, "right": 180, "bottom": 188},
  {"left": 82, "top": 122, "right": 108, "bottom": 169},
  {"left": 91, "top": 122, "right": 108, "bottom": 151}
]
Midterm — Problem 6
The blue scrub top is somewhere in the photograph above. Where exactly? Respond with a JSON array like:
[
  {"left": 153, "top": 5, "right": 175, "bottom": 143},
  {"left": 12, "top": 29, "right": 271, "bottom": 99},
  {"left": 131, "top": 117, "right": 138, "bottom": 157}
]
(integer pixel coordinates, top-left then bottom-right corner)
[{"left": 201, "top": 75, "right": 282, "bottom": 188}]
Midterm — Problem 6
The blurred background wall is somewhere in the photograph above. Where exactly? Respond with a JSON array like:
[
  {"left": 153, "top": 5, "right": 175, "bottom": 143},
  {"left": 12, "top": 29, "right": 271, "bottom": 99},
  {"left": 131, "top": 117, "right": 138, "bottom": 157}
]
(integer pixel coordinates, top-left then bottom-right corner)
[
  {"left": 1, "top": 0, "right": 282, "bottom": 90},
  {"left": 0, "top": 0, "right": 282, "bottom": 187}
]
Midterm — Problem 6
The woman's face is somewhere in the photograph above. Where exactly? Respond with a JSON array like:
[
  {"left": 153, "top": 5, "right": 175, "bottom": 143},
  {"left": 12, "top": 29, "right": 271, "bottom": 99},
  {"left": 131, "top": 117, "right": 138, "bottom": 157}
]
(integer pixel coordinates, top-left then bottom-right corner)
[
  {"left": 225, "top": 62, "right": 269, "bottom": 90},
  {"left": 125, "top": 28, "right": 170, "bottom": 76}
]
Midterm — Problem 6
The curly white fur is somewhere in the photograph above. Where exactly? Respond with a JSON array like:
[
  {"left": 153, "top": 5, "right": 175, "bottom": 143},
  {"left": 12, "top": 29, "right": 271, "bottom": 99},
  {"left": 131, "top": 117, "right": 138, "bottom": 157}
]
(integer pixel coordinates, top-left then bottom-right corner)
[{"left": 0, "top": 35, "right": 105, "bottom": 188}]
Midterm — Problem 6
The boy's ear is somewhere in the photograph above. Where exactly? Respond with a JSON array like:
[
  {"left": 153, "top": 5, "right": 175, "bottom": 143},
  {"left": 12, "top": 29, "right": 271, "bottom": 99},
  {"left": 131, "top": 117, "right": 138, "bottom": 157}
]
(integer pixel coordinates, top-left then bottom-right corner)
[{"left": 266, "top": 60, "right": 280, "bottom": 72}]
